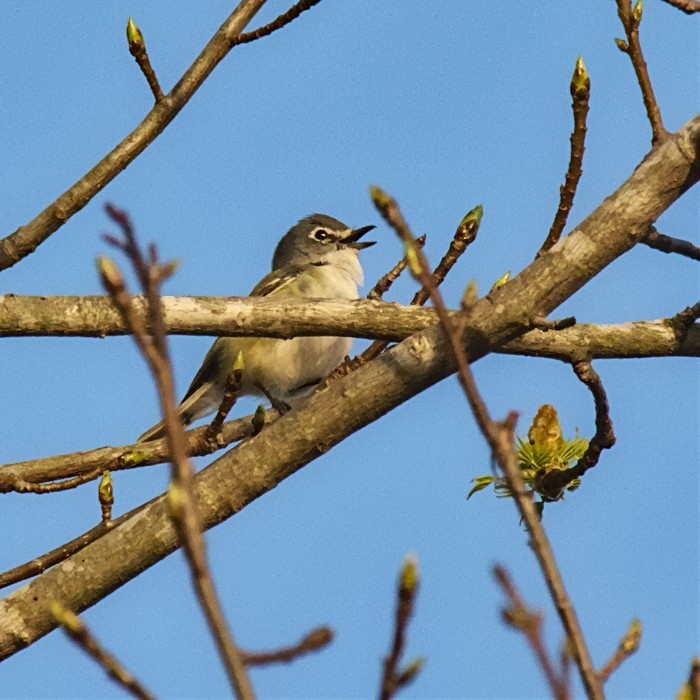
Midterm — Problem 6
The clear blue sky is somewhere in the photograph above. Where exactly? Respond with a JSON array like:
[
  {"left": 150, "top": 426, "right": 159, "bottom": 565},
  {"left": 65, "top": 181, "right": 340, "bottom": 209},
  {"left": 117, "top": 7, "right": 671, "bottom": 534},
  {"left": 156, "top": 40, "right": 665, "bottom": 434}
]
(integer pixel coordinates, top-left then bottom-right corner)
[{"left": 1, "top": 2, "right": 698, "bottom": 698}]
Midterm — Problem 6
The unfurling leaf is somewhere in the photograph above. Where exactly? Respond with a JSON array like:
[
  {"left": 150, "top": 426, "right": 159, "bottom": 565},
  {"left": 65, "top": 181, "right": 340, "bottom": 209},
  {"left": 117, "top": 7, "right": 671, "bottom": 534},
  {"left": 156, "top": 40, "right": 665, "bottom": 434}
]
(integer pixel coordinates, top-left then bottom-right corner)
[
  {"left": 467, "top": 475, "right": 494, "bottom": 499},
  {"left": 490, "top": 271, "right": 510, "bottom": 291}
]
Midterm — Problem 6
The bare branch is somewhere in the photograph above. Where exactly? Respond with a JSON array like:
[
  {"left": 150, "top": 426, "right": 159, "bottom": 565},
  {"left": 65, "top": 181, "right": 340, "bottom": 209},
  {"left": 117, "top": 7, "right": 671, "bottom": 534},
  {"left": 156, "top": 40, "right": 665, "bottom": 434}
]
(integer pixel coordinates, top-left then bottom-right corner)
[
  {"left": 126, "top": 18, "right": 164, "bottom": 102},
  {"left": 102, "top": 206, "right": 253, "bottom": 700},
  {"left": 538, "top": 57, "right": 590, "bottom": 257},
  {"left": 660, "top": 0, "right": 700, "bottom": 13},
  {"left": 615, "top": 0, "right": 669, "bottom": 145},
  {"left": 242, "top": 626, "right": 333, "bottom": 666},
  {"left": 367, "top": 235, "right": 426, "bottom": 301},
  {"left": 233, "top": 0, "right": 324, "bottom": 45},
  {"left": 380, "top": 556, "right": 422, "bottom": 700},
  {"left": 493, "top": 565, "right": 569, "bottom": 700},
  {"left": 0, "top": 0, "right": 267, "bottom": 271},
  {"left": 540, "top": 360, "right": 616, "bottom": 495},
  {"left": 52, "top": 603, "right": 155, "bottom": 700},
  {"left": 598, "top": 619, "right": 642, "bottom": 683},
  {"left": 0, "top": 113, "right": 697, "bottom": 662},
  {"left": 641, "top": 226, "right": 700, "bottom": 260},
  {"left": 370, "top": 186, "right": 603, "bottom": 699}
]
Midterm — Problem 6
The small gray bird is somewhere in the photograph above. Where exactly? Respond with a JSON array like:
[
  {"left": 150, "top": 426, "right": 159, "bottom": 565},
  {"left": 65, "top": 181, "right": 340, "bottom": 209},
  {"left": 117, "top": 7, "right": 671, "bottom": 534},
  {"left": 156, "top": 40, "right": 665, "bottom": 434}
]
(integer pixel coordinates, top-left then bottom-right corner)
[{"left": 138, "top": 214, "right": 376, "bottom": 442}]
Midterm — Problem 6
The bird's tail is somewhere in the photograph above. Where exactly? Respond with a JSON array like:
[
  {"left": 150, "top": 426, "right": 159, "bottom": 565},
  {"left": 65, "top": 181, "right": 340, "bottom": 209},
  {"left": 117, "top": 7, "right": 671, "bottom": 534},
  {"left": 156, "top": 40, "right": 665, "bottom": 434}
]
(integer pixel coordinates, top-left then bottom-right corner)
[{"left": 137, "top": 383, "right": 215, "bottom": 442}]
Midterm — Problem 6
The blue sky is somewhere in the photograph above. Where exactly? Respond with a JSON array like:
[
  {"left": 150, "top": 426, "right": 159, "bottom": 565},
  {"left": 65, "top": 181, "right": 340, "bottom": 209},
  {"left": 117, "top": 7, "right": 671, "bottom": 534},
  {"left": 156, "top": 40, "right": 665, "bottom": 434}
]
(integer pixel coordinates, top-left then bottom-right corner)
[{"left": 1, "top": 2, "right": 698, "bottom": 698}]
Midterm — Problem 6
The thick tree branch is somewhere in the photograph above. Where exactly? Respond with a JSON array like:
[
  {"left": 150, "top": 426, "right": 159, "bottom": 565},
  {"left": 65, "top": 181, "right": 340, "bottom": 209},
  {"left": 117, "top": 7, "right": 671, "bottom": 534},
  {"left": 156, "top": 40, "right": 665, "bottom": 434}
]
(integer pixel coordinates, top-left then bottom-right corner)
[
  {"left": 0, "top": 320, "right": 697, "bottom": 490},
  {"left": 0, "top": 113, "right": 698, "bottom": 661},
  {"left": 0, "top": 0, "right": 269, "bottom": 272}
]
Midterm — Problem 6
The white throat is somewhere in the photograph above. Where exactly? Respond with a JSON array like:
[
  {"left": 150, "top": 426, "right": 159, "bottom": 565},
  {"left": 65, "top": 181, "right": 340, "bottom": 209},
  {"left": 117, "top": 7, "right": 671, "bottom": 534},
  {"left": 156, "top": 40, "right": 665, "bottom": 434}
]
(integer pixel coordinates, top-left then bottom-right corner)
[{"left": 319, "top": 248, "right": 364, "bottom": 287}]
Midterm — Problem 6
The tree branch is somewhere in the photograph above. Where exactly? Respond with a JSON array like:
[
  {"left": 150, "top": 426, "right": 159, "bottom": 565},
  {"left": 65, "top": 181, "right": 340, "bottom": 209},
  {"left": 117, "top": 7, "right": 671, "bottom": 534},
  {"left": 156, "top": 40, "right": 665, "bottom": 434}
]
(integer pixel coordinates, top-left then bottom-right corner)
[
  {"left": 660, "top": 0, "right": 700, "bottom": 13},
  {"left": 242, "top": 626, "right": 333, "bottom": 666},
  {"left": 0, "top": 0, "right": 268, "bottom": 272},
  {"left": 615, "top": 0, "right": 669, "bottom": 145},
  {"left": 52, "top": 603, "right": 154, "bottom": 700},
  {"left": 233, "top": 0, "right": 323, "bottom": 45},
  {"left": 641, "top": 226, "right": 700, "bottom": 260},
  {"left": 0, "top": 113, "right": 697, "bottom": 661},
  {"left": 100, "top": 205, "right": 253, "bottom": 699},
  {"left": 538, "top": 57, "right": 590, "bottom": 257}
]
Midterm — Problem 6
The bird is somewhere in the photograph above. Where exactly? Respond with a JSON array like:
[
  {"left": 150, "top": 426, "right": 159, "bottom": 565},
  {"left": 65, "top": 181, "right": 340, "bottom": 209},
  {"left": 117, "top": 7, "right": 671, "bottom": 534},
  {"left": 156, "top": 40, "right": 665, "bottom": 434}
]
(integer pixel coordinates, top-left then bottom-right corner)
[{"left": 138, "top": 213, "right": 376, "bottom": 442}]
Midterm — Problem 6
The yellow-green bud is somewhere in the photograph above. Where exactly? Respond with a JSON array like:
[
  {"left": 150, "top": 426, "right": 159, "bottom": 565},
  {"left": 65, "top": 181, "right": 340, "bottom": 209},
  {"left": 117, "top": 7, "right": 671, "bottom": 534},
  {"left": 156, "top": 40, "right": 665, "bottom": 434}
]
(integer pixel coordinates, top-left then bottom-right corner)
[
  {"left": 622, "top": 619, "right": 642, "bottom": 653},
  {"left": 490, "top": 271, "right": 510, "bottom": 292},
  {"left": 632, "top": 0, "right": 643, "bottom": 23},
  {"left": 251, "top": 404, "right": 266, "bottom": 433},
  {"left": 51, "top": 601, "right": 82, "bottom": 633},
  {"left": 404, "top": 241, "right": 422, "bottom": 277},
  {"left": 460, "top": 204, "right": 483, "bottom": 228},
  {"left": 166, "top": 482, "right": 185, "bottom": 520},
  {"left": 96, "top": 255, "right": 123, "bottom": 290},
  {"left": 400, "top": 553, "right": 419, "bottom": 592},
  {"left": 369, "top": 185, "right": 392, "bottom": 209},
  {"left": 397, "top": 657, "right": 425, "bottom": 686},
  {"left": 126, "top": 17, "right": 144, "bottom": 50},
  {"left": 615, "top": 37, "right": 629, "bottom": 52},
  {"left": 571, "top": 56, "right": 590, "bottom": 97},
  {"left": 233, "top": 351, "right": 245, "bottom": 373},
  {"left": 461, "top": 280, "right": 478, "bottom": 309}
]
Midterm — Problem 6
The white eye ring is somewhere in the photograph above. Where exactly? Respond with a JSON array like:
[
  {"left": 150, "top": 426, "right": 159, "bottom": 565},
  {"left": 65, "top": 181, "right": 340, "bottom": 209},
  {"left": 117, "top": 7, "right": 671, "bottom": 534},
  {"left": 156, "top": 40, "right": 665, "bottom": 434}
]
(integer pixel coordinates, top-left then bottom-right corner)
[{"left": 312, "top": 228, "right": 331, "bottom": 242}]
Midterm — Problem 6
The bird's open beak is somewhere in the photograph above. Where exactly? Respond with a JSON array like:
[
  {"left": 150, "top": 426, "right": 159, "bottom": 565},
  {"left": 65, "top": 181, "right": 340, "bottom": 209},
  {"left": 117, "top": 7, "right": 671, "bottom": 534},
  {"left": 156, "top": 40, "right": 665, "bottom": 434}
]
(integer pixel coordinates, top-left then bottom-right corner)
[{"left": 345, "top": 225, "right": 377, "bottom": 250}]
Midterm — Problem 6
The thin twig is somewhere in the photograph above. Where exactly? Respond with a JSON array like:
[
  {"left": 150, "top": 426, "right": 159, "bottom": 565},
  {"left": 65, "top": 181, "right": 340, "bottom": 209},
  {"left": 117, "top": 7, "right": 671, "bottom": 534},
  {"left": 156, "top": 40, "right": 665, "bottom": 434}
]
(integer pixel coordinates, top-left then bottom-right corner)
[
  {"left": 615, "top": 0, "right": 669, "bottom": 145},
  {"left": 0, "top": 467, "right": 103, "bottom": 494},
  {"left": 379, "top": 556, "right": 422, "bottom": 700},
  {"left": 660, "top": 0, "right": 700, "bottom": 12},
  {"left": 333, "top": 205, "right": 482, "bottom": 377},
  {"left": 102, "top": 205, "right": 254, "bottom": 700},
  {"left": 126, "top": 18, "right": 164, "bottom": 102},
  {"left": 493, "top": 565, "right": 569, "bottom": 700},
  {"left": 370, "top": 187, "right": 603, "bottom": 700},
  {"left": 0, "top": 0, "right": 268, "bottom": 271},
  {"left": 597, "top": 619, "right": 642, "bottom": 683},
  {"left": 538, "top": 57, "right": 590, "bottom": 257},
  {"left": 367, "top": 235, "right": 426, "bottom": 301},
  {"left": 540, "top": 360, "right": 615, "bottom": 495},
  {"left": 641, "top": 227, "right": 700, "bottom": 261},
  {"left": 204, "top": 365, "right": 244, "bottom": 443},
  {"left": 672, "top": 301, "right": 700, "bottom": 338},
  {"left": 233, "top": 0, "right": 323, "bottom": 45},
  {"left": 52, "top": 603, "right": 155, "bottom": 700},
  {"left": 242, "top": 627, "right": 333, "bottom": 665},
  {"left": 0, "top": 499, "right": 156, "bottom": 590}
]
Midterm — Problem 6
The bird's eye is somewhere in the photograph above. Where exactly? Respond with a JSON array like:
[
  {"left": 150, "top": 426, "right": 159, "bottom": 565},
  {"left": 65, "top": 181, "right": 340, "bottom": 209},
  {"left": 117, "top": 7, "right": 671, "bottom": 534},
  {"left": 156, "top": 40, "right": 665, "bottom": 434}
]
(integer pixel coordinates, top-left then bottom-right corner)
[{"left": 313, "top": 229, "right": 330, "bottom": 242}]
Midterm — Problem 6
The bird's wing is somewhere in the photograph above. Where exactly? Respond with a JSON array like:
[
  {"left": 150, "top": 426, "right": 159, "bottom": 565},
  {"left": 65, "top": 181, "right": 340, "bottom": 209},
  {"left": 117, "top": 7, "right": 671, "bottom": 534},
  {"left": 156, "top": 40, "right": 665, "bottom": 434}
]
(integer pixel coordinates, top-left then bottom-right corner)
[{"left": 180, "top": 268, "right": 301, "bottom": 403}]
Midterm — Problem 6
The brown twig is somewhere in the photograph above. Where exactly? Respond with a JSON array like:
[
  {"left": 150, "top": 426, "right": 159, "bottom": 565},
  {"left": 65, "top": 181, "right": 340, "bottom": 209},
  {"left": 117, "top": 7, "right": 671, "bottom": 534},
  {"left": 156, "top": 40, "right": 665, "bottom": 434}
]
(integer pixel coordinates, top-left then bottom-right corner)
[
  {"left": 0, "top": 498, "right": 158, "bottom": 590},
  {"left": 101, "top": 204, "right": 253, "bottom": 700},
  {"left": 660, "top": 0, "right": 700, "bottom": 12},
  {"left": 540, "top": 360, "right": 616, "bottom": 495},
  {"left": 242, "top": 626, "right": 333, "bottom": 666},
  {"left": 538, "top": 57, "right": 590, "bottom": 257},
  {"left": 0, "top": 466, "right": 103, "bottom": 494},
  {"left": 126, "top": 18, "right": 164, "bottom": 102},
  {"left": 641, "top": 227, "right": 700, "bottom": 260},
  {"left": 233, "top": 0, "right": 322, "bottom": 45},
  {"left": 672, "top": 301, "right": 700, "bottom": 338},
  {"left": 204, "top": 364, "right": 244, "bottom": 444},
  {"left": 493, "top": 565, "right": 569, "bottom": 700},
  {"left": 531, "top": 316, "right": 577, "bottom": 332},
  {"left": 334, "top": 204, "right": 482, "bottom": 377},
  {"left": 0, "top": 409, "right": 280, "bottom": 488},
  {"left": 367, "top": 235, "right": 426, "bottom": 301},
  {"left": 0, "top": 0, "right": 267, "bottom": 272},
  {"left": 370, "top": 187, "right": 603, "bottom": 700},
  {"left": 52, "top": 602, "right": 155, "bottom": 700},
  {"left": 597, "top": 619, "right": 642, "bottom": 683},
  {"left": 615, "top": 0, "right": 669, "bottom": 145},
  {"left": 379, "top": 556, "right": 423, "bottom": 700}
]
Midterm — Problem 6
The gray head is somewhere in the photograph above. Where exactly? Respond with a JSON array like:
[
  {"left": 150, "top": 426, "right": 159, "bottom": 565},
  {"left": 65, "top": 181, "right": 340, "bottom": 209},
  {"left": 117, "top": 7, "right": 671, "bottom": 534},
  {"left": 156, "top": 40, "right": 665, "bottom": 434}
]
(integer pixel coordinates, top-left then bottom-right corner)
[{"left": 272, "top": 214, "right": 375, "bottom": 270}]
